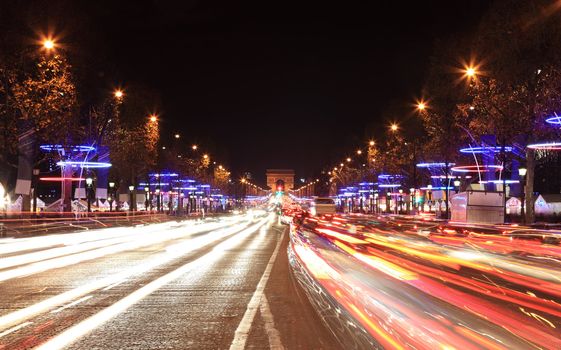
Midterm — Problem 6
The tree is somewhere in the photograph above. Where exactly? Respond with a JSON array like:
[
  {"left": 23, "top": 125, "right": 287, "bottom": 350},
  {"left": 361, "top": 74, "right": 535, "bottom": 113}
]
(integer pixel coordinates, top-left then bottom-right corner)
[
  {"left": 6, "top": 52, "right": 79, "bottom": 211},
  {"left": 467, "top": 0, "right": 561, "bottom": 222},
  {"left": 106, "top": 85, "right": 160, "bottom": 191},
  {"left": 418, "top": 39, "right": 472, "bottom": 219},
  {"left": 11, "top": 54, "right": 78, "bottom": 143},
  {"left": 212, "top": 166, "right": 230, "bottom": 193}
]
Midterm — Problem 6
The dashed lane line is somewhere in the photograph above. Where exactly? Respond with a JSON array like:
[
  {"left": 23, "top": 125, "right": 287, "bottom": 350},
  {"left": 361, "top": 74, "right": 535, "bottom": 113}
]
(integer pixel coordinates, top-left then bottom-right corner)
[{"left": 229, "top": 228, "right": 285, "bottom": 350}]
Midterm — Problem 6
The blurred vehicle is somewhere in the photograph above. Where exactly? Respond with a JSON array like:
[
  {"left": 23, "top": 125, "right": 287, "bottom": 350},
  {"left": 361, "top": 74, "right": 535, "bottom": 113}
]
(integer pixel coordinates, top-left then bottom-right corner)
[
  {"left": 280, "top": 208, "right": 294, "bottom": 225},
  {"left": 310, "top": 197, "right": 336, "bottom": 216}
]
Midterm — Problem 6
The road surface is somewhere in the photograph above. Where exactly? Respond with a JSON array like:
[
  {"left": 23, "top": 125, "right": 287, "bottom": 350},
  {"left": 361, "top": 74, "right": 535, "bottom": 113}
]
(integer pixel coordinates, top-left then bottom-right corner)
[{"left": 0, "top": 213, "right": 338, "bottom": 350}]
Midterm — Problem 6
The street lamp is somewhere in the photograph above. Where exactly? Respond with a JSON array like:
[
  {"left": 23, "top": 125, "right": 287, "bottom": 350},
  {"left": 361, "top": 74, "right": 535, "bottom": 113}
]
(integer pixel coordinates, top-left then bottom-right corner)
[
  {"left": 357, "top": 150, "right": 362, "bottom": 155},
  {"left": 42, "top": 38, "right": 55, "bottom": 50},
  {"left": 174, "top": 133, "right": 180, "bottom": 139},
  {"left": 128, "top": 185, "right": 135, "bottom": 212},
  {"left": 114, "top": 90, "right": 124, "bottom": 99},
  {"left": 192, "top": 145, "right": 198, "bottom": 150},
  {"left": 144, "top": 187, "right": 150, "bottom": 211},
  {"left": 519, "top": 167, "right": 527, "bottom": 223},
  {"left": 346, "top": 157, "right": 351, "bottom": 162},
  {"left": 454, "top": 179, "right": 461, "bottom": 193},
  {"left": 427, "top": 184, "right": 433, "bottom": 213},
  {"left": 155, "top": 187, "right": 161, "bottom": 212},
  {"left": 108, "top": 181, "right": 115, "bottom": 211},
  {"left": 86, "top": 177, "right": 93, "bottom": 213},
  {"left": 386, "top": 192, "right": 391, "bottom": 214},
  {"left": 149, "top": 114, "right": 158, "bottom": 123},
  {"left": 398, "top": 189, "right": 403, "bottom": 214},
  {"left": 390, "top": 123, "right": 398, "bottom": 132},
  {"left": 409, "top": 187, "right": 415, "bottom": 214},
  {"left": 463, "top": 62, "right": 480, "bottom": 81},
  {"left": 465, "top": 66, "right": 477, "bottom": 78},
  {"left": 32, "top": 168, "right": 40, "bottom": 216}
]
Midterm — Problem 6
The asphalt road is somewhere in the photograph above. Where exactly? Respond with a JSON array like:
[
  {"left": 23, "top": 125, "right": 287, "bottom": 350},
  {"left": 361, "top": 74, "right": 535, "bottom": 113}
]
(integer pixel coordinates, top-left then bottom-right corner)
[{"left": 0, "top": 213, "right": 339, "bottom": 350}]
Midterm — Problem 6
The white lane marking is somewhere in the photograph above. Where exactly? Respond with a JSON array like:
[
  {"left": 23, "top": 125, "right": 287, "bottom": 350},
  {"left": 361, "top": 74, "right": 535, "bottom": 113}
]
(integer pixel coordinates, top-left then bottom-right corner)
[
  {"left": 51, "top": 295, "right": 93, "bottom": 314},
  {"left": 0, "top": 321, "right": 33, "bottom": 338},
  {"left": 35, "top": 218, "right": 270, "bottom": 350},
  {"left": 229, "top": 229, "right": 285, "bottom": 350},
  {"left": 259, "top": 295, "right": 285, "bottom": 350}
]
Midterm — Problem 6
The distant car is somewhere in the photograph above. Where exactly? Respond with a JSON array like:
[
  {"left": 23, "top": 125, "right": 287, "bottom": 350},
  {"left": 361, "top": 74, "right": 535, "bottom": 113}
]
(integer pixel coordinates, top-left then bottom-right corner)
[
  {"left": 280, "top": 209, "right": 294, "bottom": 225},
  {"left": 310, "top": 197, "right": 336, "bottom": 216}
]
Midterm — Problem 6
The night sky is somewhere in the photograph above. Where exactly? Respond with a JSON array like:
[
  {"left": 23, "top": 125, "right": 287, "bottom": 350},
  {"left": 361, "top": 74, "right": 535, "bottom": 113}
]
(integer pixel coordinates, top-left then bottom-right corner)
[{"left": 20, "top": 0, "right": 490, "bottom": 184}]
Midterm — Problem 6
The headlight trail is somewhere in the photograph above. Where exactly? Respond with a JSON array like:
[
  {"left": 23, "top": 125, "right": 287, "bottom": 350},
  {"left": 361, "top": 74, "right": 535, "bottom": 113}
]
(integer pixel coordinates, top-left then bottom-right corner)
[
  {"left": 0, "top": 217, "right": 252, "bottom": 330},
  {"left": 290, "top": 215, "right": 561, "bottom": 349},
  {"left": 35, "top": 217, "right": 272, "bottom": 350},
  {"left": 0, "top": 218, "right": 243, "bottom": 283}
]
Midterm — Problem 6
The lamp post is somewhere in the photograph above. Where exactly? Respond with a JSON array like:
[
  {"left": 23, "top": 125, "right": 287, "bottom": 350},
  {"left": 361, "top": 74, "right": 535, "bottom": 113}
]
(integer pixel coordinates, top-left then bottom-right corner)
[
  {"left": 180, "top": 192, "right": 185, "bottom": 216},
  {"left": 454, "top": 179, "right": 461, "bottom": 194},
  {"left": 128, "top": 185, "right": 135, "bottom": 212},
  {"left": 386, "top": 192, "right": 391, "bottom": 214},
  {"left": 427, "top": 184, "right": 433, "bottom": 213},
  {"left": 519, "top": 167, "right": 527, "bottom": 223},
  {"left": 108, "top": 182, "right": 115, "bottom": 211},
  {"left": 398, "top": 189, "right": 403, "bottom": 214},
  {"left": 156, "top": 188, "right": 161, "bottom": 212},
  {"left": 144, "top": 187, "right": 150, "bottom": 212},
  {"left": 86, "top": 177, "right": 93, "bottom": 213},
  {"left": 32, "top": 168, "right": 40, "bottom": 216},
  {"left": 241, "top": 178, "right": 247, "bottom": 208},
  {"left": 409, "top": 187, "right": 415, "bottom": 214}
]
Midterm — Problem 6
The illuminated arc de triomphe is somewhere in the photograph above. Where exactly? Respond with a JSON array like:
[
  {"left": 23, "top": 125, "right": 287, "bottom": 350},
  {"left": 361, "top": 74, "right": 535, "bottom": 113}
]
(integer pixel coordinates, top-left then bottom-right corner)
[{"left": 265, "top": 169, "right": 294, "bottom": 193}]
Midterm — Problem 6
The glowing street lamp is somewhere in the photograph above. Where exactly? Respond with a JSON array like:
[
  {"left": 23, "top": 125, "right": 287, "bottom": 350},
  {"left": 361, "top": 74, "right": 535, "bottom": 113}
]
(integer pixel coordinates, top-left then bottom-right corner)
[
  {"left": 192, "top": 145, "right": 198, "bottom": 150},
  {"left": 356, "top": 150, "right": 362, "bottom": 155},
  {"left": 519, "top": 167, "right": 527, "bottom": 223},
  {"left": 346, "top": 157, "right": 351, "bottom": 162},
  {"left": 464, "top": 65, "right": 478, "bottom": 79},
  {"left": 410, "top": 187, "right": 415, "bottom": 214},
  {"left": 108, "top": 181, "right": 115, "bottom": 211},
  {"left": 174, "top": 133, "right": 180, "bottom": 139},
  {"left": 114, "top": 90, "right": 124, "bottom": 99},
  {"left": 149, "top": 114, "right": 158, "bottom": 123},
  {"left": 454, "top": 179, "right": 461, "bottom": 193},
  {"left": 427, "top": 184, "right": 433, "bottom": 213},
  {"left": 144, "top": 187, "right": 150, "bottom": 211},
  {"left": 128, "top": 185, "right": 135, "bottom": 212},
  {"left": 86, "top": 177, "right": 93, "bottom": 213},
  {"left": 203, "top": 154, "right": 209, "bottom": 159},
  {"left": 42, "top": 38, "right": 55, "bottom": 50},
  {"left": 390, "top": 123, "right": 399, "bottom": 132},
  {"left": 369, "top": 140, "right": 375, "bottom": 146},
  {"left": 416, "top": 101, "right": 427, "bottom": 111}
]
